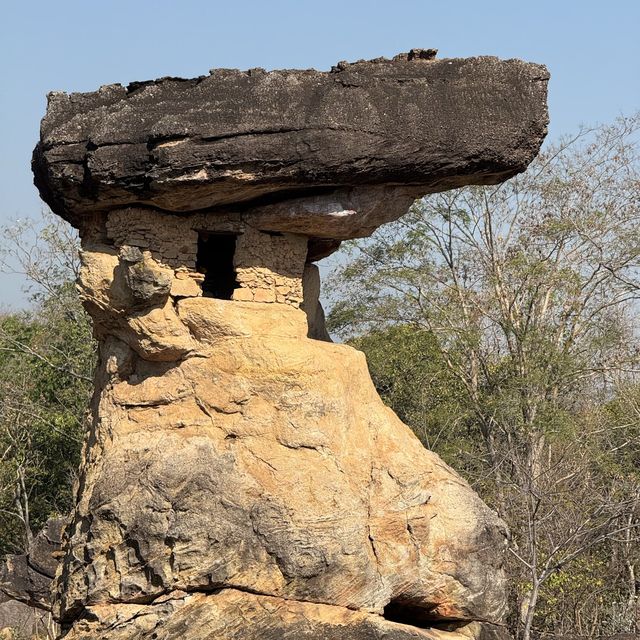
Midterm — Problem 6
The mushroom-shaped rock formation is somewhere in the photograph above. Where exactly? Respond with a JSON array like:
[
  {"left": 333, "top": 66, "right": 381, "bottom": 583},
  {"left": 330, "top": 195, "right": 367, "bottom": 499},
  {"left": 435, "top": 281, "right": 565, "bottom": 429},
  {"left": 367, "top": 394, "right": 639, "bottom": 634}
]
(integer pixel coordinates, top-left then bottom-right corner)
[{"left": 34, "top": 51, "right": 548, "bottom": 640}]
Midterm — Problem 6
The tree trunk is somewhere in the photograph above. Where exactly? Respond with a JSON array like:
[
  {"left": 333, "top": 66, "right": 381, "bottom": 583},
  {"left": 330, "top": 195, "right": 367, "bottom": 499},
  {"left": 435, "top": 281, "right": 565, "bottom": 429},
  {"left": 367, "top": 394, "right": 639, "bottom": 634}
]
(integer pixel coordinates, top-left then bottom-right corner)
[{"left": 520, "top": 582, "right": 540, "bottom": 640}]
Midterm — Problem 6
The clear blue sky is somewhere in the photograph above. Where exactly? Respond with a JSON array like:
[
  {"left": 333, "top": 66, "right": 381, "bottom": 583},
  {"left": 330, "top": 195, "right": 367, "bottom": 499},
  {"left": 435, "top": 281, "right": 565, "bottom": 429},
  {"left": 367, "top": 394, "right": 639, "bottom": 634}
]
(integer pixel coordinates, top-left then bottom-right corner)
[{"left": 1, "top": 0, "right": 639, "bottom": 306}]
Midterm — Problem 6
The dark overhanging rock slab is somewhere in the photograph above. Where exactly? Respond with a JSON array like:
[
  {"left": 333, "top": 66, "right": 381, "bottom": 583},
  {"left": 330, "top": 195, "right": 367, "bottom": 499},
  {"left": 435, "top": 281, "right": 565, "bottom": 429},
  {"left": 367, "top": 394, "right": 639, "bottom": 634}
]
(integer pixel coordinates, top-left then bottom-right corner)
[{"left": 33, "top": 51, "right": 549, "bottom": 229}]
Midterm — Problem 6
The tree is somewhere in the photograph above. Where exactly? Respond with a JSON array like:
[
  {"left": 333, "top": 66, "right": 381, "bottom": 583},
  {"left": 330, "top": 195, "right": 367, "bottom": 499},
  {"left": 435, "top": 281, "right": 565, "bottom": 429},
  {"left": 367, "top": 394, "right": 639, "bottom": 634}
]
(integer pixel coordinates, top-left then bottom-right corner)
[
  {"left": 0, "top": 213, "right": 94, "bottom": 555},
  {"left": 328, "top": 114, "right": 640, "bottom": 638}
]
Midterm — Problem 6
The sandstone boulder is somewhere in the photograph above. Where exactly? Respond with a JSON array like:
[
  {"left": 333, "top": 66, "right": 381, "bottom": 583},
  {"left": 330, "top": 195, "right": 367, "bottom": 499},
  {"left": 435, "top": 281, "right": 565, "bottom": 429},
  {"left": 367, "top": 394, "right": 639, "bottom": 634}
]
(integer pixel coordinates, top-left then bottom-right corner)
[
  {"left": 61, "top": 589, "right": 507, "bottom": 640},
  {"left": 0, "top": 517, "right": 65, "bottom": 611},
  {"left": 33, "top": 51, "right": 548, "bottom": 236},
  {"left": 55, "top": 257, "right": 510, "bottom": 637},
  {"left": 31, "top": 50, "right": 550, "bottom": 640}
]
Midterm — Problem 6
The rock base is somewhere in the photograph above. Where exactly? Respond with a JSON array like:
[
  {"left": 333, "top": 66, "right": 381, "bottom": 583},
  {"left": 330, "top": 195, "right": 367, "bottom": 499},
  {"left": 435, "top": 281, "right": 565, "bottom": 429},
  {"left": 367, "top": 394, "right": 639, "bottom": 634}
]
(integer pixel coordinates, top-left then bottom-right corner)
[{"left": 62, "top": 588, "right": 498, "bottom": 640}]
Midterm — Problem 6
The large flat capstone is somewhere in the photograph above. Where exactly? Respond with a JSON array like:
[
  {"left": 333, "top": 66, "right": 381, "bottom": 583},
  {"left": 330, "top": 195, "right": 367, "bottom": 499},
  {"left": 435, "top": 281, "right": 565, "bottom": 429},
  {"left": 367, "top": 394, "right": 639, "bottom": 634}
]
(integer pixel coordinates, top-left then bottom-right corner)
[{"left": 33, "top": 51, "right": 548, "bottom": 228}]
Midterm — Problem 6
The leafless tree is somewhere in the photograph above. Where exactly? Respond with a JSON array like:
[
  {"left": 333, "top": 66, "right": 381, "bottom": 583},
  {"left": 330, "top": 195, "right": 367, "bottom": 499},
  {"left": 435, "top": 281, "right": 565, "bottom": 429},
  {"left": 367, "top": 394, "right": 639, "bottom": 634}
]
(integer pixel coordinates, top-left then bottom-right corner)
[{"left": 329, "top": 114, "right": 640, "bottom": 638}]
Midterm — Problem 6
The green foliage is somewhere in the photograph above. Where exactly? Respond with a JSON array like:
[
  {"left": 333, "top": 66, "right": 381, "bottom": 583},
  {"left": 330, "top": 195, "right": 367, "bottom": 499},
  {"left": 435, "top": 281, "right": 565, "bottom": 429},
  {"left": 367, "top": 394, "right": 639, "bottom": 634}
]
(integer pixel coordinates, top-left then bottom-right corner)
[{"left": 0, "top": 218, "right": 95, "bottom": 555}]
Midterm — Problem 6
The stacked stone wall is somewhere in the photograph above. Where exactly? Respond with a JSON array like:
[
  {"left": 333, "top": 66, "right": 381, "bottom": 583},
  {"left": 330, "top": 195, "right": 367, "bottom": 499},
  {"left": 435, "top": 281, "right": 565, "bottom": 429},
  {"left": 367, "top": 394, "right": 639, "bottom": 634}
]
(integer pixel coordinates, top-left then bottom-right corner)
[
  {"left": 232, "top": 227, "right": 307, "bottom": 306},
  {"left": 104, "top": 208, "right": 307, "bottom": 308}
]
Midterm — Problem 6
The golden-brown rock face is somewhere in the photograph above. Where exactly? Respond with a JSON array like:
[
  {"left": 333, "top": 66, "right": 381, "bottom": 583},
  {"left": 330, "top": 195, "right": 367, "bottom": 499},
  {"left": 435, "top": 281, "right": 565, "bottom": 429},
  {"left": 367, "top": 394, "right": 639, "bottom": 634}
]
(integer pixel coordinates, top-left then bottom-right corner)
[{"left": 51, "top": 223, "right": 511, "bottom": 639}]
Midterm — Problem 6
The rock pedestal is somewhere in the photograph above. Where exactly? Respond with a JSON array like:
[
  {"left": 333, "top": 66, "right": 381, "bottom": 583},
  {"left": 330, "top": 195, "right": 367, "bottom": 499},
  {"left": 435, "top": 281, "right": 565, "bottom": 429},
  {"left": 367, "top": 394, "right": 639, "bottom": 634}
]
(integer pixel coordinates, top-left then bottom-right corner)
[{"left": 32, "top": 51, "right": 549, "bottom": 639}]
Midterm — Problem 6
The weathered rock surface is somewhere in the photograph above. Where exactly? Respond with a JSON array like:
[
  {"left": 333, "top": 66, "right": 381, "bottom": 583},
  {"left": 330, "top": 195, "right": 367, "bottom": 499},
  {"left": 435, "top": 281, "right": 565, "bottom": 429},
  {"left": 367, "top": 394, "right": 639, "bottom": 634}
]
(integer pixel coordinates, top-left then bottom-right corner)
[
  {"left": 33, "top": 51, "right": 548, "bottom": 234},
  {"left": 54, "top": 246, "right": 510, "bottom": 637},
  {"left": 0, "top": 517, "right": 65, "bottom": 612},
  {"left": 61, "top": 589, "right": 505, "bottom": 640}
]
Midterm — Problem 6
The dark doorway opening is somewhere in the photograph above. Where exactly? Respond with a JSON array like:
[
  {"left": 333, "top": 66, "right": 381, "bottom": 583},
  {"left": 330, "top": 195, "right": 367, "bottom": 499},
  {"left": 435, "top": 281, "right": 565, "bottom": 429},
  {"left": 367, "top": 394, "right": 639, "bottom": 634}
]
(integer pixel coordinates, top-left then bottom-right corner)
[
  {"left": 196, "top": 233, "right": 239, "bottom": 299},
  {"left": 382, "top": 598, "right": 466, "bottom": 632}
]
